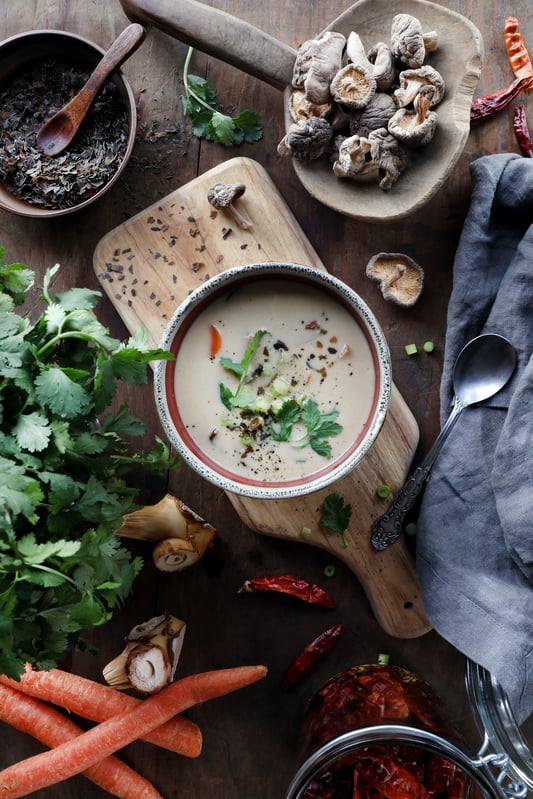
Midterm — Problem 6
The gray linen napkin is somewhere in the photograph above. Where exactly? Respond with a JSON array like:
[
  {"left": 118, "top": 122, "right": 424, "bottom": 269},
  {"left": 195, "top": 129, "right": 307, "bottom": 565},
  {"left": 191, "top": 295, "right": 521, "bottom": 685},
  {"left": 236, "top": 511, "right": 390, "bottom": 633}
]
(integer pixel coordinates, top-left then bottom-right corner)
[{"left": 416, "top": 153, "right": 533, "bottom": 724}]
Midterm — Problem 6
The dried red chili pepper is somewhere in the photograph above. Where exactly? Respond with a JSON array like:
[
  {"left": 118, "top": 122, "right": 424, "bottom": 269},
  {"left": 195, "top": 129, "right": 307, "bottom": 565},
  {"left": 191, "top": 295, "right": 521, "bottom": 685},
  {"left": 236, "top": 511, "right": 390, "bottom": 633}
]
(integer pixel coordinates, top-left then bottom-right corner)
[
  {"left": 425, "top": 754, "right": 465, "bottom": 799},
  {"left": 237, "top": 574, "right": 335, "bottom": 608},
  {"left": 352, "top": 753, "right": 429, "bottom": 799},
  {"left": 470, "top": 75, "right": 533, "bottom": 125},
  {"left": 300, "top": 664, "right": 466, "bottom": 799},
  {"left": 281, "top": 623, "right": 342, "bottom": 689},
  {"left": 513, "top": 104, "right": 533, "bottom": 157},
  {"left": 357, "top": 671, "right": 409, "bottom": 719},
  {"left": 504, "top": 17, "right": 533, "bottom": 88}
]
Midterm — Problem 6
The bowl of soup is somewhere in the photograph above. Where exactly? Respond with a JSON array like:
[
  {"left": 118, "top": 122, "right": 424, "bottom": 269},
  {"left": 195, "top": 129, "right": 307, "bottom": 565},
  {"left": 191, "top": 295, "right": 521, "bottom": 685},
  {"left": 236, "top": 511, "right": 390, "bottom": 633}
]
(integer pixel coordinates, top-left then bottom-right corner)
[{"left": 154, "top": 262, "right": 391, "bottom": 499}]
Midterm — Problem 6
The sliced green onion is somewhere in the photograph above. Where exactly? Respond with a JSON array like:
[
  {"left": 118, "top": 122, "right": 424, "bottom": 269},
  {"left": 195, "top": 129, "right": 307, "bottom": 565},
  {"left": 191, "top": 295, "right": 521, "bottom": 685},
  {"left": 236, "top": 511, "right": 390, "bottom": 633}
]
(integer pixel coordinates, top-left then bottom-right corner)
[
  {"left": 324, "top": 564, "right": 336, "bottom": 577},
  {"left": 377, "top": 653, "right": 390, "bottom": 665},
  {"left": 376, "top": 483, "right": 391, "bottom": 499},
  {"left": 405, "top": 343, "right": 418, "bottom": 356},
  {"left": 423, "top": 341, "right": 435, "bottom": 353},
  {"left": 300, "top": 526, "right": 312, "bottom": 541}
]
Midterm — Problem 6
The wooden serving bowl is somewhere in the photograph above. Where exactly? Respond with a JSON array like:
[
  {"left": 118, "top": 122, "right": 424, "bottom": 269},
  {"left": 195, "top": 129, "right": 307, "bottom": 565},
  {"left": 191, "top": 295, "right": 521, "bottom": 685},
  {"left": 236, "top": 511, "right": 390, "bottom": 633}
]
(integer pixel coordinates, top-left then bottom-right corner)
[{"left": 0, "top": 29, "right": 137, "bottom": 218}]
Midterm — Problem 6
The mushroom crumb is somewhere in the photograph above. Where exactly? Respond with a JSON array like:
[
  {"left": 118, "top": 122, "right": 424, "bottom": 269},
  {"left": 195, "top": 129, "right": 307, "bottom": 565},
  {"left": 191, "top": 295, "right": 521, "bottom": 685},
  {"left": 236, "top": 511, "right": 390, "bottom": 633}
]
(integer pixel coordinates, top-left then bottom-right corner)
[
  {"left": 207, "top": 182, "right": 252, "bottom": 229},
  {"left": 365, "top": 252, "right": 424, "bottom": 307}
]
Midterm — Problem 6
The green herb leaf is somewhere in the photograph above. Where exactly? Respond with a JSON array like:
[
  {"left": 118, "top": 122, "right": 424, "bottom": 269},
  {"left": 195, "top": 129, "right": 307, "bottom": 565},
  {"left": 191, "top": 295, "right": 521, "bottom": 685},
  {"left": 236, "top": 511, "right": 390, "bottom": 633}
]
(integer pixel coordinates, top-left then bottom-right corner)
[
  {"left": 35, "top": 366, "right": 90, "bottom": 419},
  {"left": 270, "top": 399, "right": 300, "bottom": 441},
  {"left": 320, "top": 493, "right": 352, "bottom": 547},
  {"left": 219, "top": 382, "right": 234, "bottom": 410},
  {"left": 220, "top": 329, "right": 269, "bottom": 404},
  {"left": 13, "top": 411, "right": 51, "bottom": 453},
  {"left": 181, "top": 47, "right": 263, "bottom": 147},
  {"left": 233, "top": 110, "right": 263, "bottom": 143},
  {"left": 208, "top": 111, "right": 236, "bottom": 146}
]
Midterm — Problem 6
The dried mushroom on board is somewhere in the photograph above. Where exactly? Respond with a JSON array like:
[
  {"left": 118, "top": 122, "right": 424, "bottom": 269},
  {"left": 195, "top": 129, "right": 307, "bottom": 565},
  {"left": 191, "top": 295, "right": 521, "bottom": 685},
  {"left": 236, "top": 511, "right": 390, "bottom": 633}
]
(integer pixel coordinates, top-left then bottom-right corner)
[{"left": 279, "top": 12, "right": 445, "bottom": 191}]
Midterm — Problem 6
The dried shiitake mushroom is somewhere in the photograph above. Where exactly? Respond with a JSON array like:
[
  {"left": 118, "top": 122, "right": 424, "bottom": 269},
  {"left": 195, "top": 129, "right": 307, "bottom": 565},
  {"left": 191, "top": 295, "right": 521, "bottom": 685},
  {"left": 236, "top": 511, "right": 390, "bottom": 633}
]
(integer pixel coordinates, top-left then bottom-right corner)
[
  {"left": 280, "top": 11, "right": 444, "bottom": 192},
  {"left": 388, "top": 85, "right": 438, "bottom": 148},
  {"left": 390, "top": 13, "right": 438, "bottom": 68},
  {"left": 292, "top": 31, "right": 346, "bottom": 105},
  {"left": 207, "top": 182, "right": 253, "bottom": 229},
  {"left": 366, "top": 252, "right": 424, "bottom": 307}
]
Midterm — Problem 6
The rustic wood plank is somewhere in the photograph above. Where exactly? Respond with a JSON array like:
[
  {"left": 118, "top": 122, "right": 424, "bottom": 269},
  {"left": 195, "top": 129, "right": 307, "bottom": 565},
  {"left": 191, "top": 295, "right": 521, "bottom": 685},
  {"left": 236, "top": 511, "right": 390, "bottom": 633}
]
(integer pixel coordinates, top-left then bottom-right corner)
[{"left": 0, "top": 1, "right": 531, "bottom": 796}]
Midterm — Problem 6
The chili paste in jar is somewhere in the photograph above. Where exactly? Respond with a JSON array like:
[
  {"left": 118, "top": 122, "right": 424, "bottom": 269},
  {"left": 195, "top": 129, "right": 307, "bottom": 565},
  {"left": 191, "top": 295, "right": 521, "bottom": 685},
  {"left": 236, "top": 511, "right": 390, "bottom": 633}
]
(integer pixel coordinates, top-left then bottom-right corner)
[{"left": 299, "top": 664, "right": 466, "bottom": 799}]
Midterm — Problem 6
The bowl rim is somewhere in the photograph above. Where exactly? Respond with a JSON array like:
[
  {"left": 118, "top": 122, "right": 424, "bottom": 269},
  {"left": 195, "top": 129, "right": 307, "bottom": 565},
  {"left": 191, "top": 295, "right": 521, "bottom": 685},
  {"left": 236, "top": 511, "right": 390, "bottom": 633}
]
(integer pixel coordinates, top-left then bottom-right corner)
[
  {"left": 0, "top": 28, "right": 137, "bottom": 218},
  {"left": 154, "top": 261, "right": 392, "bottom": 500}
]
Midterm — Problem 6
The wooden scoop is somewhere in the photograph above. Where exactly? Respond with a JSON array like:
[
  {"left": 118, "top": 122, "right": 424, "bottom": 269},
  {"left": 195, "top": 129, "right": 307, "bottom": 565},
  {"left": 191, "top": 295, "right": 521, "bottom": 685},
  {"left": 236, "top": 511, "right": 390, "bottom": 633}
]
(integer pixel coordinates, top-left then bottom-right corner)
[{"left": 36, "top": 23, "right": 146, "bottom": 157}]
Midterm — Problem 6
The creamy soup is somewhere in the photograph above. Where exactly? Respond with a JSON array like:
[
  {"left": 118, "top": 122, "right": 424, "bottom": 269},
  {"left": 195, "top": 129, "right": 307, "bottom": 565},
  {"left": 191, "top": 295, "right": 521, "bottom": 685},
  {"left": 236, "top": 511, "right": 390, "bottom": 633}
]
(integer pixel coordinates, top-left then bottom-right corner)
[{"left": 173, "top": 278, "right": 377, "bottom": 483}]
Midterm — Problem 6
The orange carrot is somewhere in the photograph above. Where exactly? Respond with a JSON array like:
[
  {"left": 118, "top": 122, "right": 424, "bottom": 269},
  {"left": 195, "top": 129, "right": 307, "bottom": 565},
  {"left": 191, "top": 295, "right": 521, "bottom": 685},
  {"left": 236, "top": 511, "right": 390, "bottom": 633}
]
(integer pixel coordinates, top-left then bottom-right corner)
[
  {"left": 0, "top": 683, "right": 163, "bottom": 799},
  {"left": 0, "top": 665, "right": 202, "bottom": 758},
  {"left": 209, "top": 323, "right": 222, "bottom": 357},
  {"left": 0, "top": 664, "right": 267, "bottom": 799}
]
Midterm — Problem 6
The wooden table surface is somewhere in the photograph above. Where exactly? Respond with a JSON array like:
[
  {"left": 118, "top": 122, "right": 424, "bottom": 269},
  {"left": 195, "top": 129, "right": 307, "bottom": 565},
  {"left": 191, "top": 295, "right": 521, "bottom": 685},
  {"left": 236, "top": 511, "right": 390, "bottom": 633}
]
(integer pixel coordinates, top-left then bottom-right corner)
[{"left": 0, "top": 1, "right": 531, "bottom": 797}]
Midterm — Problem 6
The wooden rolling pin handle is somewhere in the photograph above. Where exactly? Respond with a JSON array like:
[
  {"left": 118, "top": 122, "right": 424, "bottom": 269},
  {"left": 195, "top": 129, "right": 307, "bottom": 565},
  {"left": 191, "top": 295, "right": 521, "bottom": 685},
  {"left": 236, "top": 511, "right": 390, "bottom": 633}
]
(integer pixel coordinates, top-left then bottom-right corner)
[{"left": 119, "top": 0, "right": 296, "bottom": 90}]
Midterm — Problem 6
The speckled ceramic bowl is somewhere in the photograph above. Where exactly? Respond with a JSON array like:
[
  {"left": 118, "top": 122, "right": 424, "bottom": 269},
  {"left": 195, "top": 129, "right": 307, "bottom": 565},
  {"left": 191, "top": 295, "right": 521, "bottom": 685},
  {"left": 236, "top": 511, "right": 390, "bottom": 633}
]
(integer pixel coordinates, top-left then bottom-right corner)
[
  {"left": 0, "top": 29, "right": 137, "bottom": 218},
  {"left": 154, "top": 262, "right": 391, "bottom": 499}
]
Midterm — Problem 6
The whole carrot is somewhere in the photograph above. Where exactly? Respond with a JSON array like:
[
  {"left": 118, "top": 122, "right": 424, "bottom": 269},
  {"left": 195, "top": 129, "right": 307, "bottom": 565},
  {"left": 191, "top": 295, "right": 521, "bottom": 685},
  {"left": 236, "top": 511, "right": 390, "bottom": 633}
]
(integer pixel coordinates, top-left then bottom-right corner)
[
  {"left": 0, "top": 665, "right": 202, "bottom": 758},
  {"left": 0, "top": 683, "right": 163, "bottom": 799},
  {"left": 0, "top": 664, "right": 267, "bottom": 799}
]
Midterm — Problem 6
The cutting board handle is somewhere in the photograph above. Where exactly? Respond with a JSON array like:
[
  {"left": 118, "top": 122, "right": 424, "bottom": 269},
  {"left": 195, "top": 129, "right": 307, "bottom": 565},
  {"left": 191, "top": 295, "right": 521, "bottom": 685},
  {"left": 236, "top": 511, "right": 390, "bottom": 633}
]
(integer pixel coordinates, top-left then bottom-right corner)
[{"left": 119, "top": 0, "right": 296, "bottom": 90}]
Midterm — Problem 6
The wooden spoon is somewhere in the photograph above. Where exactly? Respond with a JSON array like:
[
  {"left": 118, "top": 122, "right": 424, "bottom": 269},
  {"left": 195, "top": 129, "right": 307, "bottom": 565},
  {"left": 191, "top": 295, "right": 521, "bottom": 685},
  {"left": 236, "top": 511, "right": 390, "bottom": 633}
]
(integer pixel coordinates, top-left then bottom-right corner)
[{"left": 36, "top": 23, "right": 145, "bottom": 157}]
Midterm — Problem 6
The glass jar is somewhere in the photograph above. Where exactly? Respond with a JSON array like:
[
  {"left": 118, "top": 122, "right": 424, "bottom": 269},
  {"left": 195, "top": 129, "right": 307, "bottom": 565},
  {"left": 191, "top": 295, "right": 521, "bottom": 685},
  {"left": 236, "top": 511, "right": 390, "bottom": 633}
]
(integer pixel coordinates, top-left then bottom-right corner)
[
  {"left": 284, "top": 663, "right": 529, "bottom": 799},
  {"left": 466, "top": 660, "right": 533, "bottom": 792}
]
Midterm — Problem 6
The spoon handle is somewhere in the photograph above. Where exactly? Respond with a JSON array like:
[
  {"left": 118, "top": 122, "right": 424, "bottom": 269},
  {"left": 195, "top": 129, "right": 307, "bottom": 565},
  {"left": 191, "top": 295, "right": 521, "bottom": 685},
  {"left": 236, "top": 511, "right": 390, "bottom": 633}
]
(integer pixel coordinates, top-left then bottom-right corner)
[
  {"left": 71, "top": 23, "right": 145, "bottom": 117},
  {"left": 370, "top": 396, "right": 465, "bottom": 551}
]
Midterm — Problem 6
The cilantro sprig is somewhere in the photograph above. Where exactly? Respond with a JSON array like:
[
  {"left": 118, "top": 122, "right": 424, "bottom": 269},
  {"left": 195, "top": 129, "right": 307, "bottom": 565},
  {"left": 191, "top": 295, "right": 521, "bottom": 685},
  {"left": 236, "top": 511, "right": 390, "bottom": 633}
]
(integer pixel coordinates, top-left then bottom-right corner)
[
  {"left": 181, "top": 47, "right": 263, "bottom": 146},
  {"left": 219, "top": 329, "right": 268, "bottom": 409},
  {"left": 218, "top": 329, "right": 343, "bottom": 457},
  {"left": 271, "top": 399, "right": 342, "bottom": 457},
  {"left": 320, "top": 493, "right": 352, "bottom": 547},
  {"left": 0, "top": 251, "right": 180, "bottom": 678}
]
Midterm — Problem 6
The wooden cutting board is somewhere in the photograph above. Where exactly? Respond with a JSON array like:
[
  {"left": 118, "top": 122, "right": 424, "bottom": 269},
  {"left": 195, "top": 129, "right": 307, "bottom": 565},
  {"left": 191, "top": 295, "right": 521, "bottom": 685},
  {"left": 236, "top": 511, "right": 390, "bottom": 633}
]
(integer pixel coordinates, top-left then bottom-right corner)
[{"left": 93, "top": 156, "right": 430, "bottom": 639}]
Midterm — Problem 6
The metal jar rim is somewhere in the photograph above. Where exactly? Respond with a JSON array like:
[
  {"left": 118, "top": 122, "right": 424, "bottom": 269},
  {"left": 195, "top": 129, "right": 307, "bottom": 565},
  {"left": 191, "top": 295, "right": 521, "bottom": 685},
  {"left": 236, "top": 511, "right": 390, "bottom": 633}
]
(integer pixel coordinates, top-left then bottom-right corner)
[
  {"left": 284, "top": 723, "right": 528, "bottom": 799},
  {"left": 466, "top": 660, "right": 533, "bottom": 791}
]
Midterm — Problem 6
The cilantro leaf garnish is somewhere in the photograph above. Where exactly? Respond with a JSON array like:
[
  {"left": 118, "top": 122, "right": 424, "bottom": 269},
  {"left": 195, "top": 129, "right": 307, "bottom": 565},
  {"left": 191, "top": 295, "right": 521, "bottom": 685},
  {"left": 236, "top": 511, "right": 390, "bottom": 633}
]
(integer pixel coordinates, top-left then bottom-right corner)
[
  {"left": 181, "top": 47, "right": 263, "bottom": 146},
  {"left": 218, "top": 331, "right": 343, "bottom": 458},
  {"left": 320, "top": 493, "right": 353, "bottom": 548},
  {"left": 0, "top": 247, "right": 181, "bottom": 679},
  {"left": 270, "top": 399, "right": 301, "bottom": 441},
  {"left": 220, "top": 329, "right": 269, "bottom": 407}
]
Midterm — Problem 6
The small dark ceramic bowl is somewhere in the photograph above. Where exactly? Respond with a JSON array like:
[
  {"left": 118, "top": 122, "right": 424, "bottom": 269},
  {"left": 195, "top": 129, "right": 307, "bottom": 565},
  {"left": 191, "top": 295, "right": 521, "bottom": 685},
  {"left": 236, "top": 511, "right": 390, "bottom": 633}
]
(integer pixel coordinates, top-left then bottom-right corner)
[{"left": 0, "top": 29, "right": 137, "bottom": 218}]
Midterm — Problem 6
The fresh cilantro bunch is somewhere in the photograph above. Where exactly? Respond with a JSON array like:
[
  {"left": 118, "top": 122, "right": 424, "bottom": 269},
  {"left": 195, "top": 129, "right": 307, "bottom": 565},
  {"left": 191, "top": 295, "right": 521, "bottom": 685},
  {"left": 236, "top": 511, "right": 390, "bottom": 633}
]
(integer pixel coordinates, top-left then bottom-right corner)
[
  {"left": 0, "top": 251, "right": 178, "bottom": 678},
  {"left": 180, "top": 47, "right": 263, "bottom": 146}
]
